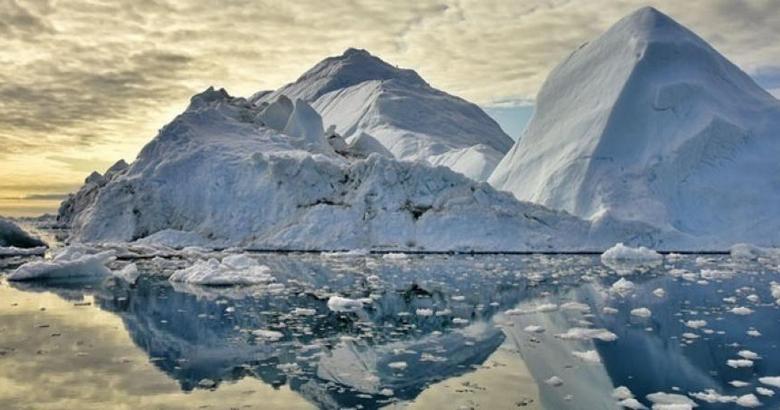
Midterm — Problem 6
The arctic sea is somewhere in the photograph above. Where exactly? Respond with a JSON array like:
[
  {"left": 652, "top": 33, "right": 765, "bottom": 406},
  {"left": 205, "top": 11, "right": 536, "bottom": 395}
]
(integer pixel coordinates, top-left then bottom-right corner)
[{"left": 1, "top": 253, "right": 779, "bottom": 409}]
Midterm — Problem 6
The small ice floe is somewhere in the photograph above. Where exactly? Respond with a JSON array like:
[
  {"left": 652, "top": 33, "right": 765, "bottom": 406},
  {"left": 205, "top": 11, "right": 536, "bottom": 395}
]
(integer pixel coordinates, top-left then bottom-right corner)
[
  {"left": 7, "top": 246, "right": 115, "bottom": 281},
  {"left": 747, "top": 329, "right": 762, "bottom": 337},
  {"left": 653, "top": 288, "right": 666, "bottom": 298},
  {"left": 645, "top": 392, "right": 696, "bottom": 409},
  {"left": 169, "top": 254, "right": 274, "bottom": 286},
  {"left": 327, "top": 296, "right": 364, "bottom": 312},
  {"left": 603, "top": 307, "right": 619, "bottom": 315},
  {"left": 681, "top": 333, "right": 700, "bottom": 340},
  {"left": 388, "top": 361, "right": 407, "bottom": 371},
  {"left": 618, "top": 398, "right": 647, "bottom": 409},
  {"left": 555, "top": 327, "right": 617, "bottom": 342},
  {"left": 197, "top": 378, "right": 217, "bottom": 389},
  {"left": 610, "top": 278, "right": 636, "bottom": 296},
  {"left": 729, "top": 307, "right": 754, "bottom": 315},
  {"left": 630, "top": 308, "right": 652, "bottom": 318},
  {"left": 112, "top": 263, "right": 140, "bottom": 284},
  {"left": 689, "top": 389, "right": 737, "bottom": 404},
  {"left": 572, "top": 350, "right": 601, "bottom": 363},
  {"left": 560, "top": 302, "right": 590, "bottom": 313},
  {"left": 544, "top": 376, "right": 563, "bottom": 387},
  {"left": 252, "top": 329, "right": 284, "bottom": 341},
  {"left": 730, "top": 381, "right": 751, "bottom": 388},
  {"left": 759, "top": 376, "right": 780, "bottom": 388},
  {"left": 415, "top": 308, "right": 433, "bottom": 317},
  {"left": 601, "top": 243, "right": 662, "bottom": 274},
  {"left": 292, "top": 308, "right": 317, "bottom": 316},
  {"left": 321, "top": 249, "right": 370, "bottom": 258},
  {"left": 0, "top": 246, "right": 46, "bottom": 257},
  {"left": 685, "top": 320, "right": 707, "bottom": 329},
  {"left": 452, "top": 318, "right": 469, "bottom": 325},
  {"left": 735, "top": 394, "right": 762, "bottom": 408},
  {"left": 755, "top": 387, "right": 774, "bottom": 397},
  {"left": 612, "top": 386, "right": 634, "bottom": 400},
  {"left": 738, "top": 350, "right": 760, "bottom": 360},
  {"left": 523, "top": 325, "right": 545, "bottom": 333},
  {"left": 382, "top": 252, "right": 408, "bottom": 260},
  {"left": 727, "top": 359, "right": 754, "bottom": 368}
]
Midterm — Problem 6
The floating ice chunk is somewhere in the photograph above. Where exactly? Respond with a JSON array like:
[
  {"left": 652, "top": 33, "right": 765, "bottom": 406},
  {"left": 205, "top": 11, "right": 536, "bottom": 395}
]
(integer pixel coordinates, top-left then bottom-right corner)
[
  {"left": 112, "top": 263, "right": 140, "bottom": 284},
  {"left": 452, "top": 318, "right": 470, "bottom": 325},
  {"left": 0, "top": 246, "right": 46, "bottom": 257},
  {"left": 382, "top": 253, "right": 409, "bottom": 260},
  {"left": 561, "top": 302, "right": 591, "bottom": 313},
  {"left": 523, "top": 325, "right": 545, "bottom": 333},
  {"left": 619, "top": 398, "right": 648, "bottom": 409},
  {"left": 0, "top": 218, "right": 46, "bottom": 248},
  {"left": 689, "top": 389, "right": 737, "bottom": 403},
  {"left": 169, "top": 255, "right": 273, "bottom": 286},
  {"left": 327, "top": 296, "right": 364, "bottom": 312},
  {"left": 602, "top": 243, "right": 662, "bottom": 264},
  {"left": 388, "top": 361, "right": 407, "bottom": 370},
  {"left": 536, "top": 303, "right": 559, "bottom": 312},
  {"left": 653, "top": 288, "right": 666, "bottom": 298},
  {"left": 729, "top": 307, "right": 754, "bottom": 315},
  {"left": 730, "top": 381, "right": 750, "bottom": 388},
  {"left": 611, "top": 278, "right": 636, "bottom": 296},
  {"left": 416, "top": 308, "right": 433, "bottom": 316},
  {"left": 735, "top": 394, "right": 761, "bottom": 407},
  {"left": 681, "top": 333, "right": 700, "bottom": 340},
  {"left": 252, "top": 329, "right": 284, "bottom": 341},
  {"left": 545, "top": 376, "right": 563, "bottom": 386},
  {"left": 603, "top": 307, "right": 619, "bottom": 315},
  {"left": 613, "top": 386, "right": 635, "bottom": 400},
  {"left": 556, "top": 327, "right": 618, "bottom": 342},
  {"left": 759, "top": 377, "right": 780, "bottom": 388},
  {"left": 572, "top": 350, "right": 601, "bottom": 363},
  {"left": 685, "top": 320, "right": 707, "bottom": 329},
  {"left": 631, "top": 308, "right": 652, "bottom": 318},
  {"left": 321, "top": 249, "right": 370, "bottom": 258},
  {"left": 755, "top": 387, "right": 774, "bottom": 397},
  {"left": 727, "top": 359, "right": 754, "bottom": 368},
  {"left": 738, "top": 350, "right": 760, "bottom": 360},
  {"left": 747, "top": 329, "right": 762, "bottom": 337},
  {"left": 7, "top": 247, "right": 115, "bottom": 281},
  {"left": 645, "top": 392, "right": 697, "bottom": 408},
  {"left": 292, "top": 308, "right": 317, "bottom": 316}
]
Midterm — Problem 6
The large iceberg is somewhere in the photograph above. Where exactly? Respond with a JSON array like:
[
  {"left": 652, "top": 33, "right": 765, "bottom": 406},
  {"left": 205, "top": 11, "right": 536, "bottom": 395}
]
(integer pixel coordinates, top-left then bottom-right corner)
[
  {"left": 489, "top": 7, "right": 780, "bottom": 248},
  {"left": 60, "top": 86, "right": 659, "bottom": 251},
  {"left": 252, "top": 48, "right": 514, "bottom": 181}
]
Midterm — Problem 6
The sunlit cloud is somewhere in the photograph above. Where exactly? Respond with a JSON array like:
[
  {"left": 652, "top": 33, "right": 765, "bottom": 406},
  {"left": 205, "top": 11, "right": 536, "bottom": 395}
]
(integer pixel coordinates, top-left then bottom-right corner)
[{"left": 1, "top": 0, "right": 779, "bottom": 215}]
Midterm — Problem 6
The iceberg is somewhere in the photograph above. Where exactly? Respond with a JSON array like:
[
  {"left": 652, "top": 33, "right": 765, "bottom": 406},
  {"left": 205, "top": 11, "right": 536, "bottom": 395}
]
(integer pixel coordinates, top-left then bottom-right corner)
[
  {"left": 60, "top": 86, "right": 655, "bottom": 252},
  {"left": 489, "top": 7, "right": 780, "bottom": 248},
  {"left": 7, "top": 246, "right": 115, "bottom": 281}
]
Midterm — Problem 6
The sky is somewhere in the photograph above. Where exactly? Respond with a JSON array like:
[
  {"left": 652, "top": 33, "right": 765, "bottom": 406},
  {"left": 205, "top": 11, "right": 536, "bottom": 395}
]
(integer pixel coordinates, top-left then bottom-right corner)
[{"left": 1, "top": 0, "right": 779, "bottom": 217}]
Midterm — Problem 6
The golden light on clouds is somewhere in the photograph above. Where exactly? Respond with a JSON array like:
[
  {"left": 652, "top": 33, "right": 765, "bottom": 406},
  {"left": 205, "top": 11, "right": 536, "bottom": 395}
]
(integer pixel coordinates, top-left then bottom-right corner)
[{"left": 1, "top": 0, "right": 779, "bottom": 216}]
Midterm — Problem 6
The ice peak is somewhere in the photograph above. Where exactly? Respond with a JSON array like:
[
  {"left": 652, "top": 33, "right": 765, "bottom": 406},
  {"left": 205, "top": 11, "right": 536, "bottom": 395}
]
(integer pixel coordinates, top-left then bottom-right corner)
[
  {"left": 289, "top": 48, "right": 427, "bottom": 101},
  {"left": 189, "top": 86, "right": 231, "bottom": 109},
  {"left": 611, "top": 6, "right": 700, "bottom": 44}
]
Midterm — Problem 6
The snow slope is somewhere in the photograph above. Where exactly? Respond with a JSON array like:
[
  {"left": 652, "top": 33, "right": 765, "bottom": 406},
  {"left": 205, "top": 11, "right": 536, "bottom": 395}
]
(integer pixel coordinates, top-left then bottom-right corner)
[
  {"left": 252, "top": 48, "right": 514, "bottom": 181},
  {"left": 62, "top": 87, "right": 661, "bottom": 251},
  {"left": 489, "top": 7, "right": 780, "bottom": 247}
]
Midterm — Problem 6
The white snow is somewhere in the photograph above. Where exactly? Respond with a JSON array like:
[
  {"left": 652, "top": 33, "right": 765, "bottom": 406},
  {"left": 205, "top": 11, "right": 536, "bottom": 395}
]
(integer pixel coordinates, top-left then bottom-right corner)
[
  {"left": 489, "top": 6, "right": 780, "bottom": 249},
  {"left": 572, "top": 350, "right": 602, "bottom": 363},
  {"left": 7, "top": 246, "right": 115, "bottom": 281},
  {"left": 252, "top": 329, "right": 284, "bottom": 341},
  {"left": 168, "top": 254, "right": 274, "bottom": 286},
  {"left": 0, "top": 246, "right": 46, "bottom": 256}
]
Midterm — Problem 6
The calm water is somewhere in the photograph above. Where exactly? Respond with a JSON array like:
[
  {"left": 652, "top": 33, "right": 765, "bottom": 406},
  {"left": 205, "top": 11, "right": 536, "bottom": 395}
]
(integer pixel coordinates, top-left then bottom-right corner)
[{"left": 1, "top": 253, "right": 779, "bottom": 409}]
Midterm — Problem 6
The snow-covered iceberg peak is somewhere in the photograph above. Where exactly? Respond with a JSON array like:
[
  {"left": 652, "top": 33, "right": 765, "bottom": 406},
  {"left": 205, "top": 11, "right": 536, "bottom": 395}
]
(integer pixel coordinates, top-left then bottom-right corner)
[
  {"left": 489, "top": 6, "right": 780, "bottom": 247},
  {"left": 253, "top": 49, "right": 514, "bottom": 181}
]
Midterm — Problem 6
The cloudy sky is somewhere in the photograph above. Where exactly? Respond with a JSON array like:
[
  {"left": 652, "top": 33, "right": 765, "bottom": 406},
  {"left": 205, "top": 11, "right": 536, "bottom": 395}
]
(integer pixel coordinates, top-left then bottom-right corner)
[{"left": 1, "top": 0, "right": 779, "bottom": 216}]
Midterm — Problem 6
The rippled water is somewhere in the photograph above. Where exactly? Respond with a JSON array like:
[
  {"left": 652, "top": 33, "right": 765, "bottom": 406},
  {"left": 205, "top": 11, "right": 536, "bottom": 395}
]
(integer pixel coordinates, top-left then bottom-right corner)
[{"left": 1, "top": 253, "right": 779, "bottom": 409}]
